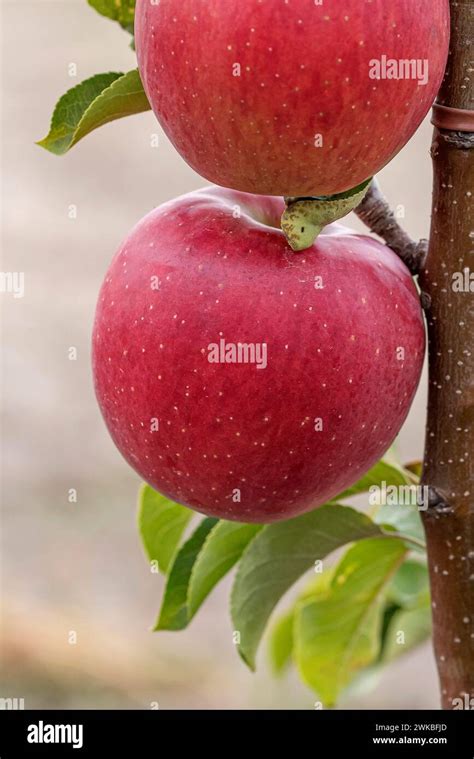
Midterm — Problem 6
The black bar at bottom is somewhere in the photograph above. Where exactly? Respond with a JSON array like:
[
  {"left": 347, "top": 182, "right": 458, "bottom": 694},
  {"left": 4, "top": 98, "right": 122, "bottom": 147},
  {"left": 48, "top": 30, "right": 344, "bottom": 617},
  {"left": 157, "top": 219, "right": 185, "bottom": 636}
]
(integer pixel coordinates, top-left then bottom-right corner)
[{"left": 1, "top": 709, "right": 473, "bottom": 757}]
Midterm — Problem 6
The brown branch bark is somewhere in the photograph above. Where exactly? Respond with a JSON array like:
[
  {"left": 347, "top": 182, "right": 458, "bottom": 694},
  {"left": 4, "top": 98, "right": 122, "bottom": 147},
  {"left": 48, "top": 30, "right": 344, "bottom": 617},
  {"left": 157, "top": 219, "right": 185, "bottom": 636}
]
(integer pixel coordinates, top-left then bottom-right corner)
[
  {"left": 418, "top": 0, "right": 474, "bottom": 709},
  {"left": 354, "top": 178, "right": 428, "bottom": 275}
]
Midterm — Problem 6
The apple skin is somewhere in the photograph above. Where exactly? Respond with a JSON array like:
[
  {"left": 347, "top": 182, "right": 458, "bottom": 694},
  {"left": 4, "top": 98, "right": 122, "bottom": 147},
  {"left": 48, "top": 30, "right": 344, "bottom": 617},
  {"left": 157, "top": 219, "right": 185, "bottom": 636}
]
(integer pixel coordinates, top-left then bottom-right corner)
[
  {"left": 92, "top": 187, "right": 425, "bottom": 523},
  {"left": 135, "top": 0, "right": 449, "bottom": 197}
]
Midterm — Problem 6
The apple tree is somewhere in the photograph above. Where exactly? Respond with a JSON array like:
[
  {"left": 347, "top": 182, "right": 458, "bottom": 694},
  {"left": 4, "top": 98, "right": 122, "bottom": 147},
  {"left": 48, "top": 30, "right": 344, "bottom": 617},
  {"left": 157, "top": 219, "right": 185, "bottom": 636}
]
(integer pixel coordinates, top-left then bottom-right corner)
[{"left": 39, "top": 0, "right": 473, "bottom": 708}]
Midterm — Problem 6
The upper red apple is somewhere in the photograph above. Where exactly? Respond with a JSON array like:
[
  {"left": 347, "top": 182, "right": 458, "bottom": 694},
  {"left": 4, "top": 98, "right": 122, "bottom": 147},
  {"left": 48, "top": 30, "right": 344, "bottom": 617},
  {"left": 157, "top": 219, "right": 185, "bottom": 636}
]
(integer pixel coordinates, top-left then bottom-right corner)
[
  {"left": 135, "top": 0, "right": 449, "bottom": 197},
  {"left": 92, "top": 187, "right": 425, "bottom": 523}
]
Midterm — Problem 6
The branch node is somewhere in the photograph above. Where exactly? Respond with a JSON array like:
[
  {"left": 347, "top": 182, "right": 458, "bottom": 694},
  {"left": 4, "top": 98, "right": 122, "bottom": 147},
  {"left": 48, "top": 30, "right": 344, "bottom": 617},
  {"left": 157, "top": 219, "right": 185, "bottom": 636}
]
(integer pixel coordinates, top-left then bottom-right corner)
[
  {"left": 423, "top": 486, "right": 453, "bottom": 517},
  {"left": 442, "top": 131, "right": 474, "bottom": 150}
]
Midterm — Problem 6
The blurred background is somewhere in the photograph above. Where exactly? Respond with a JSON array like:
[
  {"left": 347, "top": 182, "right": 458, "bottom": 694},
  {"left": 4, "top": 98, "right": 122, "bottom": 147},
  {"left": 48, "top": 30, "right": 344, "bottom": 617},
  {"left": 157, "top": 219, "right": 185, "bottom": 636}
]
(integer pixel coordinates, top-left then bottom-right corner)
[{"left": 1, "top": 0, "right": 440, "bottom": 708}]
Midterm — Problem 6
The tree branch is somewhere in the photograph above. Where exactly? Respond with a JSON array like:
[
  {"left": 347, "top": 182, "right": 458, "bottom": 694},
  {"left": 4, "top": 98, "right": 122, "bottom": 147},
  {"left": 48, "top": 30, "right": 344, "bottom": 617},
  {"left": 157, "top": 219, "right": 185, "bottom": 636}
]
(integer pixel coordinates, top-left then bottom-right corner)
[
  {"left": 354, "top": 178, "right": 428, "bottom": 276},
  {"left": 419, "top": 0, "right": 474, "bottom": 710}
]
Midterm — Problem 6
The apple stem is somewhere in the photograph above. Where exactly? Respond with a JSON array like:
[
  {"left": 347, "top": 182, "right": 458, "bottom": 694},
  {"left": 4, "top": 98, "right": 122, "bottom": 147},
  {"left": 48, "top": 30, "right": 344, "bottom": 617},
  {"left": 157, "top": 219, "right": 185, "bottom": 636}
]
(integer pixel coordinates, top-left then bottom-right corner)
[
  {"left": 418, "top": 0, "right": 474, "bottom": 710},
  {"left": 354, "top": 178, "right": 428, "bottom": 275},
  {"left": 281, "top": 180, "right": 371, "bottom": 251}
]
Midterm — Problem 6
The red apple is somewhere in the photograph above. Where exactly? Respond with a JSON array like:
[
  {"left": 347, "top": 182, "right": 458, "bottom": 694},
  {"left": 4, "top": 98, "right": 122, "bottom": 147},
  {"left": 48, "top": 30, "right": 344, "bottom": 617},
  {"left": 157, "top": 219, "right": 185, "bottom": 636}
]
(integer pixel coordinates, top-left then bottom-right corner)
[
  {"left": 135, "top": 0, "right": 449, "bottom": 197},
  {"left": 92, "top": 187, "right": 425, "bottom": 523}
]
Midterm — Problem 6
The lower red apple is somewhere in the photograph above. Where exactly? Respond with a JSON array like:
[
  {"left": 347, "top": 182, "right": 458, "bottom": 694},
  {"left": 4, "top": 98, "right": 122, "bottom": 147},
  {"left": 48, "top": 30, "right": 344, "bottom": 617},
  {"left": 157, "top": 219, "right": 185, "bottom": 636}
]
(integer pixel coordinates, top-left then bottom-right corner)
[
  {"left": 92, "top": 187, "right": 425, "bottom": 522},
  {"left": 135, "top": 0, "right": 449, "bottom": 196}
]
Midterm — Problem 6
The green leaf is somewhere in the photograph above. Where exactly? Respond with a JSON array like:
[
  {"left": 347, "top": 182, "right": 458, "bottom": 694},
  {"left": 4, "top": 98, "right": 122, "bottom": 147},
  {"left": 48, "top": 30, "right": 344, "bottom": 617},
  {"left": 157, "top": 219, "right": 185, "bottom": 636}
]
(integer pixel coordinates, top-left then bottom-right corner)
[
  {"left": 267, "top": 559, "right": 427, "bottom": 688},
  {"left": 267, "top": 566, "right": 337, "bottom": 674},
  {"left": 376, "top": 501, "right": 425, "bottom": 546},
  {"left": 188, "top": 521, "right": 262, "bottom": 620},
  {"left": 37, "top": 69, "right": 150, "bottom": 155},
  {"left": 298, "top": 566, "right": 336, "bottom": 601},
  {"left": 87, "top": 0, "right": 135, "bottom": 33},
  {"left": 231, "top": 504, "right": 382, "bottom": 670},
  {"left": 383, "top": 604, "right": 431, "bottom": 662},
  {"left": 155, "top": 518, "right": 218, "bottom": 631},
  {"left": 268, "top": 610, "right": 294, "bottom": 675},
  {"left": 387, "top": 560, "right": 429, "bottom": 608},
  {"left": 294, "top": 537, "right": 407, "bottom": 706},
  {"left": 337, "top": 458, "right": 412, "bottom": 500},
  {"left": 137, "top": 484, "right": 193, "bottom": 575}
]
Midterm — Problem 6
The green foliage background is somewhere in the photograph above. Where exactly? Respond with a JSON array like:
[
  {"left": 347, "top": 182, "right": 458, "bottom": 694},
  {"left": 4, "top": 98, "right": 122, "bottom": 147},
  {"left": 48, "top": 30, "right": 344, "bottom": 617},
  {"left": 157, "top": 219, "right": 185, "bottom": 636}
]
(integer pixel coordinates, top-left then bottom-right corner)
[{"left": 138, "top": 458, "right": 430, "bottom": 707}]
